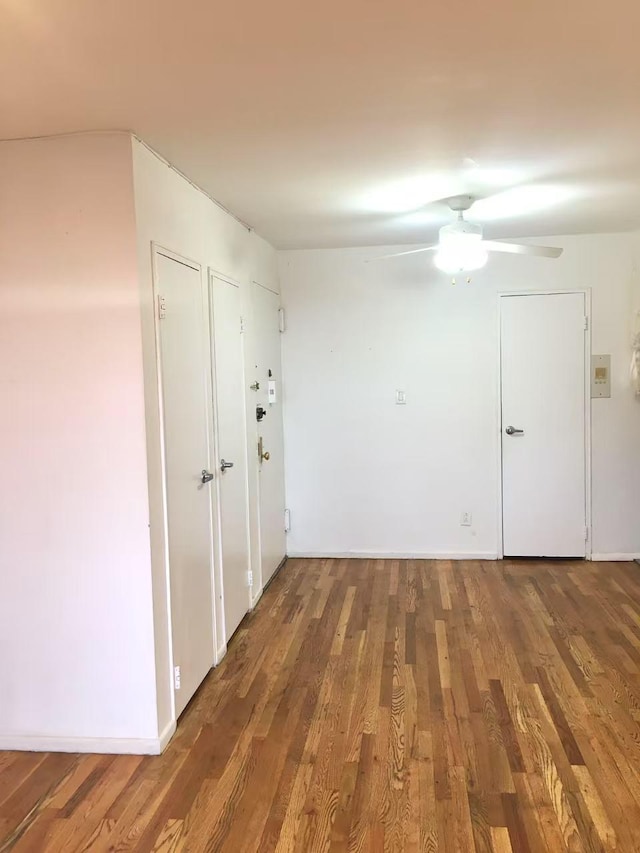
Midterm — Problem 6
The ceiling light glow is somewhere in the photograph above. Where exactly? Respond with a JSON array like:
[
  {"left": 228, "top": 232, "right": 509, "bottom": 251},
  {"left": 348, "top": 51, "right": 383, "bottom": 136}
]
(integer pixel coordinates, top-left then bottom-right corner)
[
  {"left": 472, "top": 185, "right": 575, "bottom": 221},
  {"left": 434, "top": 232, "right": 488, "bottom": 274}
]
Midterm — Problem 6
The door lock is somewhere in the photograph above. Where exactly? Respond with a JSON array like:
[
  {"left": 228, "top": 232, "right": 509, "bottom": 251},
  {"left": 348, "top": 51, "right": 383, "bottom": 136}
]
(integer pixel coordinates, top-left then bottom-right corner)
[
  {"left": 201, "top": 469, "right": 214, "bottom": 483},
  {"left": 220, "top": 459, "right": 234, "bottom": 471},
  {"left": 505, "top": 426, "right": 525, "bottom": 436},
  {"left": 250, "top": 382, "right": 260, "bottom": 391},
  {"left": 256, "top": 405, "right": 267, "bottom": 422}
]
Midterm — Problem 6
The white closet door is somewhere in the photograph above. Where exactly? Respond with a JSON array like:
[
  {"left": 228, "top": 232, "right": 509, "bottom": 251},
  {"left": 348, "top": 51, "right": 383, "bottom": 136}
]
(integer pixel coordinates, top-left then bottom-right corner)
[
  {"left": 501, "top": 292, "right": 587, "bottom": 557},
  {"left": 210, "top": 274, "right": 251, "bottom": 641},
  {"left": 156, "top": 252, "right": 214, "bottom": 716}
]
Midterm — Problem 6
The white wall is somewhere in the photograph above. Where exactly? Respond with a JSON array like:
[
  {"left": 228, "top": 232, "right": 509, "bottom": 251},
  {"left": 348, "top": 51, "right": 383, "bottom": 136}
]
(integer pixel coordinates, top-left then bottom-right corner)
[
  {"left": 279, "top": 233, "right": 640, "bottom": 559},
  {"left": 0, "top": 134, "right": 159, "bottom": 748},
  {"left": 131, "top": 138, "right": 281, "bottom": 736}
]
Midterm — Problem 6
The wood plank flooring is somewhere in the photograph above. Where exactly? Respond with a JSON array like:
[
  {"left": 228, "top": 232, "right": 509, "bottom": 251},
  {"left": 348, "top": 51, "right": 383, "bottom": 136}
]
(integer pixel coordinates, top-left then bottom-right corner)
[{"left": 2, "top": 558, "right": 640, "bottom": 852}]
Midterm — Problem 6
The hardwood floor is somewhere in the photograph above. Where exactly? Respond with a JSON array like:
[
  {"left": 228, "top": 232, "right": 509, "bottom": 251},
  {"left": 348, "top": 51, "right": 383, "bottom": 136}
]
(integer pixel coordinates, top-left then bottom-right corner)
[{"left": 2, "top": 558, "right": 640, "bottom": 852}]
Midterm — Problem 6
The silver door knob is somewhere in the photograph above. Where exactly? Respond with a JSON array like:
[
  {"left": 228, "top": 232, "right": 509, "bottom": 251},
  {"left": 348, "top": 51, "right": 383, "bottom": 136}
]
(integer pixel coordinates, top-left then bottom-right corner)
[
  {"left": 505, "top": 426, "right": 524, "bottom": 435},
  {"left": 220, "top": 459, "right": 234, "bottom": 471},
  {"left": 201, "top": 469, "right": 214, "bottom": 483}
]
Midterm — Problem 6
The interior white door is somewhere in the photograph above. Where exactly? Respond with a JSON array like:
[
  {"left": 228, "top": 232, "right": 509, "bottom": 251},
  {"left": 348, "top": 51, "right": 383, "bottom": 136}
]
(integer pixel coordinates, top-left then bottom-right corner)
[
  {"left": 251, "top": 282, "right": 286, "bottom": 584},
  {"left": 500, "top": 292, "right": 587, "bottom": 557},
  {"left": 156, "top": 252, "right": 214, "bottom": 717},
  {"left": 210, "top": 274, "right": 251, "bottom": 642}
]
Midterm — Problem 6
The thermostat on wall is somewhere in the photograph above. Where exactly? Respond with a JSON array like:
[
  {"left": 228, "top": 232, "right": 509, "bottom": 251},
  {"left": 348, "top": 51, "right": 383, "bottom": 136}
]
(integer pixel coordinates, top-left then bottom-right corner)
[{"left": 591, "top": 354, "right": 611, "bottom": 398}]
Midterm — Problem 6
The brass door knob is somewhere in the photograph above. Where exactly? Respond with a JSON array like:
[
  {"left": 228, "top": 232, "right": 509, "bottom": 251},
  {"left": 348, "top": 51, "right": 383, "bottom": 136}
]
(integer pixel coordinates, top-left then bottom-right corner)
[{"left": 258, "top": 437, "right": 270, "bottom": 462}]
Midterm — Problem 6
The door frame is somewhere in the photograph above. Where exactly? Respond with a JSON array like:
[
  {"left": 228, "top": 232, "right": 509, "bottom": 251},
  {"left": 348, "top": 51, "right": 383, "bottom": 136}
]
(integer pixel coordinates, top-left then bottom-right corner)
[
  {"left": 207, "top": 268, "right": 253, "bottom": 655},
  {"left": 151, "top": 244, "right": 221, "bottom": 723},
  {"left": 495, "top": 289, "right": 592, "bottom": 560}
]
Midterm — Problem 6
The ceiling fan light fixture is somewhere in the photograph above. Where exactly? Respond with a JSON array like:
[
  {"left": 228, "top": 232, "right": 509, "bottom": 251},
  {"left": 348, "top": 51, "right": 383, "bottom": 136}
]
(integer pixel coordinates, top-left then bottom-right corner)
[{"left": 434, "top": 229, "right": 488, "bottom": 274}]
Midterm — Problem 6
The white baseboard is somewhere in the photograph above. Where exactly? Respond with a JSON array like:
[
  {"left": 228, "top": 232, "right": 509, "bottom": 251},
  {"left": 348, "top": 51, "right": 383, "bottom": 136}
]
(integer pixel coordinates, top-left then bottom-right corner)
[
  {"left": 250, "top": 587, "right": 263, "bottom": 610},
  {"left": 0, "top": 725, "right": 176, "bottom": 755},
  {"left": 590, "top": 553, "right": 640, "bottom": 562},
  {"left": 215, "top": 643, "right": 228, "bottom": 666},
  {"left": 287, "top": 551, "right": 499, "bottom": 560},
  {"left": 158, "top": 719, "right": 176, "bottom": 753}
]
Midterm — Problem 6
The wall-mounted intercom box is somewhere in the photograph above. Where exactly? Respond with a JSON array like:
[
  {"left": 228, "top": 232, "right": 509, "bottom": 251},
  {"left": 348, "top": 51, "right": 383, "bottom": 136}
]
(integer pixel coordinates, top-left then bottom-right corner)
[{"left": 591, "top": 354, "right": 611, "bottom": 398}]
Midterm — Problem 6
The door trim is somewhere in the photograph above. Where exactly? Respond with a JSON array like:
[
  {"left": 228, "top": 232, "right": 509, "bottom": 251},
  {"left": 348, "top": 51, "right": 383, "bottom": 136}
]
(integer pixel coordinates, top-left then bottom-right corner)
[
  {"left": 151, "top": 244, "right": 220, "bottom": 725},
  {"left": 496, "top": 289, "right": 592, "bottom": 560}
]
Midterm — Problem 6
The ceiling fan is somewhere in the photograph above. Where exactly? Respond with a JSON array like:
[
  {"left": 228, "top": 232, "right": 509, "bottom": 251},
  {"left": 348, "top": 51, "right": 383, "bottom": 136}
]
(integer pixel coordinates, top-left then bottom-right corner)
[{"left": 369, "top": 195, "right": 563, "bottom": 273}]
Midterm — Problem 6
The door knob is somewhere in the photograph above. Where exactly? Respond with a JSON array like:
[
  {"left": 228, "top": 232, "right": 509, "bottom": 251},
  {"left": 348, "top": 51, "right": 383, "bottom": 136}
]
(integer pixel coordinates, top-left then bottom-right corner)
[
  {"left": 201, "top": 469, "right": 214, "bottom": 483},
  {"left": 220, "top": 459, "right": 234, "bottom": 471},
  {"left": 258, "top": 437, "right": 270, "bottom": 462},
  {"left": 505, "top": 426, "right": 524, "bottom": 436}
]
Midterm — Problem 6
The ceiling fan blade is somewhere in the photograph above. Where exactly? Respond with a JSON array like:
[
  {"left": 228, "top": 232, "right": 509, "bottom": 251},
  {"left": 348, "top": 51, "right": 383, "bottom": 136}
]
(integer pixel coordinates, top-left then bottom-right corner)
[
  {"left": 366, "top": 244, "right": 438, "bottom": 262},
  {"left": 482, "top": 240, "right": 563, "bottom": 258}
]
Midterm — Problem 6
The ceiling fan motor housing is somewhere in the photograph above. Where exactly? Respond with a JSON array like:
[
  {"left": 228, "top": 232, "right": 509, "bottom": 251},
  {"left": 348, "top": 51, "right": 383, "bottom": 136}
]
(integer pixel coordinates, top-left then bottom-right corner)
[{"left": 439, "top": 219, "right": 483, "bottom": 241}]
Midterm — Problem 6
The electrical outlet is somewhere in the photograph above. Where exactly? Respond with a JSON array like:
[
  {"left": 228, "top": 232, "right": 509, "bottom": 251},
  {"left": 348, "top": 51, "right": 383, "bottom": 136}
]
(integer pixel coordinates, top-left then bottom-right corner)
[
  {"left": 460, "top": 512, "right": 472, "bottom": 527},
  {"left": 247, "top": 571, "right": 254, "bottom": 587},
  {"left": 174, "top": 665, "right": 181, "bottom": 690}
]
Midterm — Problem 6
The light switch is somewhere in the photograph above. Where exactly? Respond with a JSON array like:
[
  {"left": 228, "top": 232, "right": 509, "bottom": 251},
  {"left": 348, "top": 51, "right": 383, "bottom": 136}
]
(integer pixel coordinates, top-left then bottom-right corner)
[
  {"left": 591, "top": 354, "right": 611, "bottom": 398},
  {"left": 395, "top": 390, "right": 406, "bottom": 405},
  {"left": 268, "top": 379, "right": 277, "bottom": 404}
]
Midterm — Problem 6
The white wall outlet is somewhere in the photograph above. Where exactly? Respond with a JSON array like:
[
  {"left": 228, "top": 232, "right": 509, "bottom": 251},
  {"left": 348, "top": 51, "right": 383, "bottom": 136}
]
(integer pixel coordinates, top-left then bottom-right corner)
[
  {"left": 460, "top": 512, "right": 472, "bottom": 527},
  {"left": 284, "top": 508, "right": 291, "bottom": 532},
  {"left": 395, "top": 389, "right": 406, "bottom": 405},
  {"left": 247, "top": 570, "right": 254, "bottom": 587},
  {"left": 174, "top": 665, "right": 181, "bottom": 690}
]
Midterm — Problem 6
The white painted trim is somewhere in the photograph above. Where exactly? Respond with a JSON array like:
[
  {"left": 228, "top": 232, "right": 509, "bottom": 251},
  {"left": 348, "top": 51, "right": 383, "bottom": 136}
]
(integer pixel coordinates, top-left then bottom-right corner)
[
  {"left": 154, "top": 243, "right": 201, "bottom": 272},
  {"left": 215, "top": 643, "right": 228, "bottom": 665},
  {"left": 582, "top": 289, "right": 593, "bottom": 559},
  {"left": 206, "top": 270, "right": 227, "bottom": 656},
  {"left": 252, "top": 279, "right": 279, "bottom": 297},
  {"left": 0, "top": 728, "right": 175, "bottom": 755},
  {"left": 158, "top": 719, "right": 177, "bottom": 752},
  {"left": 250, "top": 586, "right": 264, "bottom": 610},
  {"left": 495, "top": 294, "right": 504, "bottom": 559},
  {"left": 150, "top": 243, "right": 178, "bottom": 724},
  {"left": 496, "top": 290, "right": 592, "bottom": 558},
  {"left": 210, "top": 268, "right": 242, "bottom": 289},
  {"left": 287, "top": 551, "right": 499, "bottom": 560},
  {"left": 591, "top": 553, "right": 640, "bottom": 562}
]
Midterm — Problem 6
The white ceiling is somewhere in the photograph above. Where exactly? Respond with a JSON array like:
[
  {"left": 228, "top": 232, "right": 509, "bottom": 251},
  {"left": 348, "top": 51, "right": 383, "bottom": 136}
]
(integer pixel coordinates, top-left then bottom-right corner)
[{"left": 2, "top": 0, "right": 640, "bottom": 248}]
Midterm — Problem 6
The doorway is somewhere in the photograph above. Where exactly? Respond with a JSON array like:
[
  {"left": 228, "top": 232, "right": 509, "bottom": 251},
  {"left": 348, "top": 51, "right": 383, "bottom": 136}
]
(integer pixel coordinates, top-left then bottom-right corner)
[
  {"left": 155, "top": 250, "right": 215, "bottom": 717},
  {"left": 209, "top": 272, "right": 251, "bottom": 642},
  {"left": 499, "top": 291, "right": 589, "bottom": 558}
]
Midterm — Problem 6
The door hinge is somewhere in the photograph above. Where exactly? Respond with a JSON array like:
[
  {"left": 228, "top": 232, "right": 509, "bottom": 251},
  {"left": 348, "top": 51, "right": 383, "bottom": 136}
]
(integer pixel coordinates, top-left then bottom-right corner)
[
  {"left": 240, "top": 316, "right": 246, "bottom": 333},
  {"left": 284, "top": 508, "right": 291, "bottom": 532},
  {"left": 583, "top": 316, "right": 589, "bottom": 331},
  {"left": 278, "top": 307, "right": 286, "bottom": 333},
  {"left": 158, "top": 294, "right": 167, "bottom": 320},
  {"left": 174, "top": 665, "right": 181, "bottom": 690},
  {"left": 247, "top": 570, "right": 254, "bottom": 587}
]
